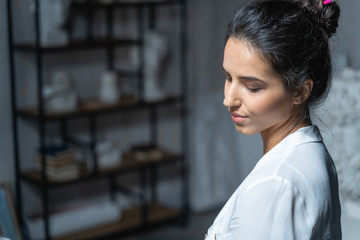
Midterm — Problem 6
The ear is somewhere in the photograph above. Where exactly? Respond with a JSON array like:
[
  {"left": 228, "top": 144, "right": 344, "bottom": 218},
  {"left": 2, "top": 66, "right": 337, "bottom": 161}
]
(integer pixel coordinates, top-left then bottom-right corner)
[{"left": 293, "top": 78, "right": 313, "bottom": 105}]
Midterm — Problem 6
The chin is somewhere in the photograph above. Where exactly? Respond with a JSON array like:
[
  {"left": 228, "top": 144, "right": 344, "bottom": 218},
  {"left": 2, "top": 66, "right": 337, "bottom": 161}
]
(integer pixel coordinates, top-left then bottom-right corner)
[{"left": 234, "top": 124, "right": 258, "bottom": 135}]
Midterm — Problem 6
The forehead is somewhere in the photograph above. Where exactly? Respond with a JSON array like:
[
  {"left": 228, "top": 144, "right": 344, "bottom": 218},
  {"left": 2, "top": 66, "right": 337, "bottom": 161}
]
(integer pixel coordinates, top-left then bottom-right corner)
[{"left": 223, "top": 38, "right": 276, "bottom": 79}]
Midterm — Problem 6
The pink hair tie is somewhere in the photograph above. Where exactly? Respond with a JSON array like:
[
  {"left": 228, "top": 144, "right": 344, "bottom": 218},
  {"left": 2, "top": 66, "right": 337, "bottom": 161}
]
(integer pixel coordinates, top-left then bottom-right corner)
[{"left": 323, "top": 0, "right": 336, "bottom": 5}]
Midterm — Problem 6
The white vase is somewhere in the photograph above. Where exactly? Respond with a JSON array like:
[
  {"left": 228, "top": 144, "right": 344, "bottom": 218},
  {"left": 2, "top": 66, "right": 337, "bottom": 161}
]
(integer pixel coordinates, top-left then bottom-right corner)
[{"left": 99, "top": 71, "right": 120, "bottom": 103}]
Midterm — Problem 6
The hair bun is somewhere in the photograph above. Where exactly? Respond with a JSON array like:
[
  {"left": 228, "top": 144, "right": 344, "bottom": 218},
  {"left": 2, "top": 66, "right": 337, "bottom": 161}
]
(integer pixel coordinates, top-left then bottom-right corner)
[
  {"left": 302, "top": 0, "right": 340, "bottom": 38},
  {"left": 319, "top": 2, "right": 340, "bottom": 38}
]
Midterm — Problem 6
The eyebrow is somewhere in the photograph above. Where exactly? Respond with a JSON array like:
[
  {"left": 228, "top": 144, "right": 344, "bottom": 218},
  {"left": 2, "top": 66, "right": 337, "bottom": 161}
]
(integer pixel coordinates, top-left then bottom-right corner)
[{"left": 223, "top": 68, "right": 266, "bottom": 83}]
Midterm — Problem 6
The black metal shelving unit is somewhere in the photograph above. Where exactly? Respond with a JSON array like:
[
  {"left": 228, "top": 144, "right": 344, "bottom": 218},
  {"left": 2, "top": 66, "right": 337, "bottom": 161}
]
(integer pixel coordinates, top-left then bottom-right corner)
[{"left": 7, "top": 0, "right": 188, "bottom": 239}]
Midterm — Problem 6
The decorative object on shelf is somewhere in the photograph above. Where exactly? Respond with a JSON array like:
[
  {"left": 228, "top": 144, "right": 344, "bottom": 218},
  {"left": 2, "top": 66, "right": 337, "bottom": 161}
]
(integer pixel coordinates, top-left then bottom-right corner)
[
  {"left": 96, "top": 140, "right": 124, "bottom": 168},
  {"left": 43, "top": 70, "right": 78, "bottom": 113},
  {"left": 28, "top": 0, "right": 72, "bottom": 46},
  {"left": 0, "top": 183, "right": 22, "bottom": 240},
  {"left": 35, "top": 144, "right": 82, "bottom": 181},
  {"left": 127, "top": 144, "right": 167, "bottom": 162},
  {"left": 99, "top": 71, "right": 121, "bottom": 104},
  {"left": 143, "top": 30, "right": 169, "bottom": 101},
  {"left": 318, "top": 67, "right": 360, "bottom": 220}
]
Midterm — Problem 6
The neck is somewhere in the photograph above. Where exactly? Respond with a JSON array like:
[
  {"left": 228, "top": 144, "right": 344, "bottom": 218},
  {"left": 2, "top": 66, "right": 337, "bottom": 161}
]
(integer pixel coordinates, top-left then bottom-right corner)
[{"left": 260, "top": 116, "right": 311, "bottom": 155}]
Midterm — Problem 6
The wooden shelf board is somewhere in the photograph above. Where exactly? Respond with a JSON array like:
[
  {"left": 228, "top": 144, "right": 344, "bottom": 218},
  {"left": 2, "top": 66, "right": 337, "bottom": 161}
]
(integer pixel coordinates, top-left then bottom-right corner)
[
  {"left": 14, "top": 38, "right": 141, "bottom": 52},
  {"left": 53, "top": 203, "right": 181, "bottom": 240},
  {"left": 18, "top": 95, "right": 181, "bottom": 120},
  {"left": 21, "top": 148, "right": 181, "bottom": 186},
  {"left": 72, "top": 0, "right": 183, "bottom": 8}
]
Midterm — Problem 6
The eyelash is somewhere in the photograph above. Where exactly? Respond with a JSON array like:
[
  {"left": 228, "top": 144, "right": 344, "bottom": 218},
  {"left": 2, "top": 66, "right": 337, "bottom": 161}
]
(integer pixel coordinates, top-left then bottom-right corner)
[
  {"left": 247, "top": 88, "right": 261, "bottom": 93},
  {"left": 225, "top": 74, "right": 262, "bottom": 93}
]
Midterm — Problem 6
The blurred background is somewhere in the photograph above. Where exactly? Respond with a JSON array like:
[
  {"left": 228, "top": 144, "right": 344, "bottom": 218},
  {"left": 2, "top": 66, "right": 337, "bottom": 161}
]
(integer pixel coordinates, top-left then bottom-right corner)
[{"left": 1, "top": 0, "right": 360, "bottom": 239}]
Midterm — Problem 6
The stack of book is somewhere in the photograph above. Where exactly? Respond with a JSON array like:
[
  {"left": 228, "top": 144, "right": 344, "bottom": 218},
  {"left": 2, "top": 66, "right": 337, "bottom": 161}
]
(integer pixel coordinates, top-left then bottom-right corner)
[{"left": 35, "top": 145, "right": 82, "bottom": 182}]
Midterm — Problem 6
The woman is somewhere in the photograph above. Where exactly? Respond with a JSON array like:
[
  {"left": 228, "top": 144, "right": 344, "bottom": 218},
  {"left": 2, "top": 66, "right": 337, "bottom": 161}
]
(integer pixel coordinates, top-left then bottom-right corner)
[{"left": 205, "top": 0, "right": 341, "bottom": 239}]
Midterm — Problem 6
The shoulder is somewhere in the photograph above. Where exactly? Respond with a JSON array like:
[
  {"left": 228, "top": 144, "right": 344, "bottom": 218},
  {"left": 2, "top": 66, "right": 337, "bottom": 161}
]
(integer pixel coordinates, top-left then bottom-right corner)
[
  {"left": 241, "top": 140, "right": 335, "bottom": 213},
  {"left": 253, "top": 139, "right": 332, "bottom": 192},
  {"left": 280, "top": 141, "right": 333, "bottom": 191}
]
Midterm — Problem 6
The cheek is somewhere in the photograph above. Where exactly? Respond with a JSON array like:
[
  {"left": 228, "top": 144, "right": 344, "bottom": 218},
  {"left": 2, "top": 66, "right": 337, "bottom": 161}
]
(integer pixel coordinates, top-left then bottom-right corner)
[{"left": 248, "top": 93, "right": 293, "bottom": 119}]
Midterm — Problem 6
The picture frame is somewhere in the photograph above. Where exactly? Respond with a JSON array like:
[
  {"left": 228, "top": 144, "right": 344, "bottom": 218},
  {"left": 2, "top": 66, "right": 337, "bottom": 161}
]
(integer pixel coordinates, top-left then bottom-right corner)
[{"left": 0, "top": 183, "right": 22, "bottom": 240}]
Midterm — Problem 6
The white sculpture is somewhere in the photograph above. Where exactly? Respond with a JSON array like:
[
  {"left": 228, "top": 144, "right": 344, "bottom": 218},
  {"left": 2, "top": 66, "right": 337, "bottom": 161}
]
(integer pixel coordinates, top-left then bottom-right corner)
[
  {"left": 99, "top": 71, "right": 120, "bottom": 103},
  {"left": 143, "top": 30, "right": 169, "bottom": 101},
  {"left": 43, "top": 71, "right": 78, "bottom": 112},
  {"left": 318, "top": 67, "right": 360, "bottom": 220},
  {"left": 28, "top": 0, "right": 72, "bottom": 46},
  {"left": 96, "top": 141, "right": 123, "bottom": 168}
]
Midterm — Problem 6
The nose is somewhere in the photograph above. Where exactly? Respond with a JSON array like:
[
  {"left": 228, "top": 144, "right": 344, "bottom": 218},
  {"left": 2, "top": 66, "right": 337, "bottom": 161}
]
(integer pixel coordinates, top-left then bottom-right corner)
[{"left": 223, "top": 83, "right": 242, "bottom": 109}]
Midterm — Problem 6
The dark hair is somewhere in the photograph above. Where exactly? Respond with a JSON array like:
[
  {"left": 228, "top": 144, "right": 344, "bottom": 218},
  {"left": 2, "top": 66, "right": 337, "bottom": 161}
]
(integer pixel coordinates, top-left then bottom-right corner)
[{"left": 225, "top": 0, "right": 340, "bottom": 115}]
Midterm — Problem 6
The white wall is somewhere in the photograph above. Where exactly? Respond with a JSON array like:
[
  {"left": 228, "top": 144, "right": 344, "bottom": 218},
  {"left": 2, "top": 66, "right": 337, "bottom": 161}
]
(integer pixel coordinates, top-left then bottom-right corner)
[
  {"left": 187, "top": 0, "right": 262, "bottom": 211},
  {"left": 336, "top": 0, "right": 360, "bottom": 68}
]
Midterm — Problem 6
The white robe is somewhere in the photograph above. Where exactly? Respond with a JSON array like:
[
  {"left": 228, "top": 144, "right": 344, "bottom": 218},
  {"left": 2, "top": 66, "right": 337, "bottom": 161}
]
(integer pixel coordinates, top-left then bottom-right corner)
[{"left": 205, "top": 126, "right": 342, "bottom": 240}]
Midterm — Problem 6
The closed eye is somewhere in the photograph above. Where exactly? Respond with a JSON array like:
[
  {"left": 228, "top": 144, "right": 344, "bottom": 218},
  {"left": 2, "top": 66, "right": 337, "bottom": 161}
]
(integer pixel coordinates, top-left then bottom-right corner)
[
  {"left": 225, "top": 73, "right": 232, "bottom": 82},
  {"left": 247, "top": 87, "right": 262, "bottom": 93}
]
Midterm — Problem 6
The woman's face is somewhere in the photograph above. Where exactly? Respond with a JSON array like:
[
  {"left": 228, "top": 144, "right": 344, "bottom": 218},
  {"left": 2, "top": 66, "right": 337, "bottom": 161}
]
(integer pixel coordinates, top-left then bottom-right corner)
[{"left": 223, "top": 37, "right": 296, "bottom": 136}]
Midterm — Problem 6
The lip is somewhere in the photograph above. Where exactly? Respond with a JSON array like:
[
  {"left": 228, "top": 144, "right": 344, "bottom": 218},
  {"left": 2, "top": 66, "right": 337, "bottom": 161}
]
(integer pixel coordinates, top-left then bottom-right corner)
[{"left": 231, "top": 113, "right": 248, "bottom": 124}]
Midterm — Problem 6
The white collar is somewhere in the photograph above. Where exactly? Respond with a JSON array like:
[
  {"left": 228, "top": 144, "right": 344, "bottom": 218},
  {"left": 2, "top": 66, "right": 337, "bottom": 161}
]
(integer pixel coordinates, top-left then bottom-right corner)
[{"left": 253, "top": 125, "right": 323, "bottom": 173}]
